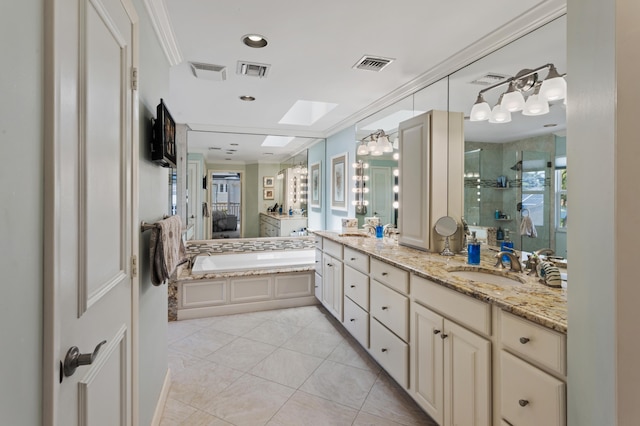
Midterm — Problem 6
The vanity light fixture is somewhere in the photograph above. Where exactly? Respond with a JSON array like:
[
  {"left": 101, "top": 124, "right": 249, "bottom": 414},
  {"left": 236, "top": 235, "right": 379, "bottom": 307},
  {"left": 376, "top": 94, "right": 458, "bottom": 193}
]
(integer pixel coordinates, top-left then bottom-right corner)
[
  {"left": 357, "top": 129, "right": 395, "bottom": 157},
  {"left": 469, "top": 63, "right": 566, "bottom": 123},
  {"left": 352, "top": 160, "right": 369, "bottom": 213}
]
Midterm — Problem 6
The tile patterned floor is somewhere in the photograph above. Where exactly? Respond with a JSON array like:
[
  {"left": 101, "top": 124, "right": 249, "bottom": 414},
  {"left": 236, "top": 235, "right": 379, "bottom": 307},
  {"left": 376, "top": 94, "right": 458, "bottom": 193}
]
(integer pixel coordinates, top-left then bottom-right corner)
[{"left": 161, "top": 305, "right": 437, "bottom": 426}]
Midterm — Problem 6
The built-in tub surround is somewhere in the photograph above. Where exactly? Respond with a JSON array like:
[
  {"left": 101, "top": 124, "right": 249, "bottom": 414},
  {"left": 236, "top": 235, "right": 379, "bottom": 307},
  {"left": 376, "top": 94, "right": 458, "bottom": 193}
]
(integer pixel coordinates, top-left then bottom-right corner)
[
  {"left": 314, "top": 231, "right": 567, "bottom": 333},
  {"left": 191, "top": 249, "right": 315, "bottom": 274},
  {"left": 168, "top": 237, "right": 317, "bottom": 321}
]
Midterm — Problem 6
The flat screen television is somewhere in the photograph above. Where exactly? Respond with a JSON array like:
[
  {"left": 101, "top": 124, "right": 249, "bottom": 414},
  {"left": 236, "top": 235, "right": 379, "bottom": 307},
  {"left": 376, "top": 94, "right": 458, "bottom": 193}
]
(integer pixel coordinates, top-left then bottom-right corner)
[{"left": 151, "top": 98, "right": 177, "bottom": 168}]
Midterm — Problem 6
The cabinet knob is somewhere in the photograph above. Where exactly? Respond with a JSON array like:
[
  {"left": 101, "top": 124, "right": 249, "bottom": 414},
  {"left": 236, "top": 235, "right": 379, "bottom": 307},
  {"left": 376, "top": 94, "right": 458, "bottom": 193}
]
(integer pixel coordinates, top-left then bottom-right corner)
[
  {"left": 350, "top": 318, "right": 355, "bottom": 322},
  {"left": 350, "top": 257, "right": 356, "bottom": 261},
  {"left": 350, "top": 285, "right": 356, "bottom": 288},
  {"left": 314, "top": 285, "right": 318, "bottom": 288},
  {"left": 519, "top": 399, "right": 529, "bottom": 407},
  {"left": 327, "top": 263, "right": 333, "bottom": 267},
  {"left": 381, "top": 272, "right": 389, "bottom": 276},
  {"left": 381, "top": 306, "right": 388, "bottom": 310},
  {"left": 440, "top": 333, "right": 448, "bottom": 339},
  {"left": 433, "top": 329, "right": 441, "bottom": 335},
  {"left": 519, "top": 337, "right": 530, "bottom": 344},
  {"left": 381, "top": 348, "right": 388, "bottom": 352}
]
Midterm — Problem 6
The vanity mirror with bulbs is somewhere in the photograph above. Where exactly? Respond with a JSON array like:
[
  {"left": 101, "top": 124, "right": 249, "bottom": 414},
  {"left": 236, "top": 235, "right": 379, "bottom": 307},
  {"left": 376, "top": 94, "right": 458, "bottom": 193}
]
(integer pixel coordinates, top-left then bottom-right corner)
[{"left": 354, "top": 15, "right": 567, "bottom": 258}]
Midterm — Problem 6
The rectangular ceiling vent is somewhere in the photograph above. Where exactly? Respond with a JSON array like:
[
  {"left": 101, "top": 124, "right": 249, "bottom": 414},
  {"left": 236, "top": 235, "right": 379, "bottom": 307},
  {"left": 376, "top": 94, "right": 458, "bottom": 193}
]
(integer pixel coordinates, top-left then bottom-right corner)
[
  {"left": 190, "top": 62, "right": 227, "bottom": 81},
  {"left": 353, "top": 55, "right": 394, "bottom": 72},
  {"left": 469, "top": 72, "right": 510, "bottom": 86},
  {"left": 236, "top": 61, "right": 270, "bottom": 78}
]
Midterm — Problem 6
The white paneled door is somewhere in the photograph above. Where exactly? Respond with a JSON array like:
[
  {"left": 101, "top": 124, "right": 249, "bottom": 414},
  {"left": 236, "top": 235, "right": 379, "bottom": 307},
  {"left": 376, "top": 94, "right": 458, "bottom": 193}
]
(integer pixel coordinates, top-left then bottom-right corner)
[{"left": 44, "top": 0, "right": 138, "bottom": 425}]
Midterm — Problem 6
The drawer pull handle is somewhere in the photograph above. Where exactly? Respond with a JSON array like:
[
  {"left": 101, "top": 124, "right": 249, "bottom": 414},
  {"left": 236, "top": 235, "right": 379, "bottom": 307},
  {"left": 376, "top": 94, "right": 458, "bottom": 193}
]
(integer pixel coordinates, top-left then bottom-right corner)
[
  {"left": 350, "top": 257, "right": 356, "bottom": 261},
  {"left": 440, "top": 333, "right": 448, "bottom": 339},
  {"left": 350, "top": 318, "right": 355, "bottom": 322},
  {"left": 519, "top": 399, "right": 529, "bottom": 407},
  {"left": 350, "top": 285, "right": 356, "bottom": 288},
  {"left": 433, "top": 329, "right": 441, "bottom": 335},
  {"left": 381, "top": 306, "right": 388, "bottom": 310},
  {"left": 381, "top": 272, "right": 389, "bottom": 276},
  {"left": 519, "top": 337, "right": 530, "bottom": 344},
  {"left": 327, "top": 263, "right": 333, "bottom": 267},
  {"left": 315, "top": 285, "right": 318, "bottom": 288},
  {"left": 381, "top": 348, "right": 388, "bottom": 352}
]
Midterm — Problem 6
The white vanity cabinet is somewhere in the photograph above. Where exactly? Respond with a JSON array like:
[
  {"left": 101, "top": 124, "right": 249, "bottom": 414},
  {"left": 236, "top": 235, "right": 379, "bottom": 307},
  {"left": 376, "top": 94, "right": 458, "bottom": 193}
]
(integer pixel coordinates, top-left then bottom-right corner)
[
  {"left": 499, "top": 310, "right": 567, "bottom": 426},
  {"left": 410, "top": 275, "right": 491, "bottom": 426},
  {"left": 259, "top": 213, "right": 307, "bottom": 237},
  {"left": 321, "top": 239, "right": 343, "bottom": 321}
]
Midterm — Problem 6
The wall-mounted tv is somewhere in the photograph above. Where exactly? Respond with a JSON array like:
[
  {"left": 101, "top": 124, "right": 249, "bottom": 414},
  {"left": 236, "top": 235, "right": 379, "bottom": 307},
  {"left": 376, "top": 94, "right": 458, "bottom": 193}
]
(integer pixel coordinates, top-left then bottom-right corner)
[{"left": 151, "top": 98, "right": 177, "bottom": 168}]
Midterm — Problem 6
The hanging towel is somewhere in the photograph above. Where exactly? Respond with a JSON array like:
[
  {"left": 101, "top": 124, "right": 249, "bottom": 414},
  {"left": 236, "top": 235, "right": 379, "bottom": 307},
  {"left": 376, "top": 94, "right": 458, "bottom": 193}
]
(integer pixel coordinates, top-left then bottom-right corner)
[
  {"left": 520, "top": 215, "right": 538, "bottom": 238},
  {"left": 150, "top": 216, "right": 187, "bottom": 285}
]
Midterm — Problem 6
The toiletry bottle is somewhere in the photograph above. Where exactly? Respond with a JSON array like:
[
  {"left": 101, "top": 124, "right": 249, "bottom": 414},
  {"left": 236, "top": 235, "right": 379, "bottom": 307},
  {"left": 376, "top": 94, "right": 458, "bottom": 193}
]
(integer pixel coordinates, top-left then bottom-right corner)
[
  {"left": 467, "top": 231, "right": 480, "bottom": 265},
  {"left": 500, "top": 229, "right": 514, "bottom": 263},
  {"left": 496, "top": 226, "right": 504, "bottom": 241},
  {"left": 288, "top": 207, "right": 292, "bottom": 216},
  {"left": 495, "top": 209, "right": 500, "bottom": 219}
]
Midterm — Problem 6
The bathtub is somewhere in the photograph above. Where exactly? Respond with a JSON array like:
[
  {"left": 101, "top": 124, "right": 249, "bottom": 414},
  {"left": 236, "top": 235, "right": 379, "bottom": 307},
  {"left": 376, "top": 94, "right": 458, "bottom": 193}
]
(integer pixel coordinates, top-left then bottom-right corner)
[{"left": 192, "top": 249, "right": 315, "bottom": 274}]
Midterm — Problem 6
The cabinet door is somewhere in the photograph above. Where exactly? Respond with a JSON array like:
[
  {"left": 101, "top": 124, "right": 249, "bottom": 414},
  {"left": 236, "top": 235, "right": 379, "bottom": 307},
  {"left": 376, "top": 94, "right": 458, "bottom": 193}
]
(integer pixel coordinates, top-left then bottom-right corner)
[
  {"left": 322, "top": 255, "right": 343, "bottom": 321},
  {"left": 443, "top": 319, "right": 491, "bottom": 426},
  {"left": 411, "top": 302, "right": 444, "bottom": 425},
  {"left": 398, "top": 113, "right": 431, "bottom": 250},
  {"left": 314, "top": 273, "right": 322, "bottom": 301}
]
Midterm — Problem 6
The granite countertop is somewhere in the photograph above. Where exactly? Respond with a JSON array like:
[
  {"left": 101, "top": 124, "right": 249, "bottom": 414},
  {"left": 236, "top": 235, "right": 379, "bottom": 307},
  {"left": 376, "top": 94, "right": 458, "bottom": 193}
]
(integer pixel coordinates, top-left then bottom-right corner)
[{"left": 314, "top": 231, "right": 567, "bottom": 334}]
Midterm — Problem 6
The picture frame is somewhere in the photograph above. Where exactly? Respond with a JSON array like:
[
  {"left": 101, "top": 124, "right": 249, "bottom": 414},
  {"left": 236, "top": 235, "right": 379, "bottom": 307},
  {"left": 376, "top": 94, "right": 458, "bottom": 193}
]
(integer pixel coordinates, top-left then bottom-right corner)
[
  {"left": 310, "top": 162, "right": 321, "bottom": 208},
  {"left": 263, "top": 189, "right": 275, "bottom": 200},
  {"left": 263, "top": 176, "right": 274, "bottom": 188},
  {"left": 331, "top": 152, "right": 348, "bottom": 211}
]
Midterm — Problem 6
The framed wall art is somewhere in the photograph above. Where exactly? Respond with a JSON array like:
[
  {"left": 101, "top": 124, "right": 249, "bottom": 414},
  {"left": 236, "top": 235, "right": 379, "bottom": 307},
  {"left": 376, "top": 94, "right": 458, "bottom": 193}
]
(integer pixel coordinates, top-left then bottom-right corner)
[
  {"left": 330, "top": 152, "right": 348, "bottom": 211},
  {"left": 263, "top": 176, "right": 274, "bottom": 187},
  {"left": 310, "top": 162, "right": 321, "bottom": 208},
  {"left": 263, "top": 189, "right": 274, "bottom": 200}
]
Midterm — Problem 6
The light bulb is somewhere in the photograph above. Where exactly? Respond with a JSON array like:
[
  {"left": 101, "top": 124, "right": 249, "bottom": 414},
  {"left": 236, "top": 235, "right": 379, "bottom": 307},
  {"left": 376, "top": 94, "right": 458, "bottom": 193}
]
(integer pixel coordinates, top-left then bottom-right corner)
[
  {"left": 501, "top": 81, "right": 526, "bottom": 112},
  {"left": 393, "top": 169, "right": 399, "bottom": 177},
  {"left": 522, "top": 94, "right": 549, "bottom": 116},
  {"left": 393, "top": 201, "right": 399, "bottom": 209},
  {"left": 488, "top": 104, "right": 511, "bottom": 124},
  {"left": 539, "top": 65, "right": 566, "bottom": 101},
  {"left": 393, "top": 152, "right": 399, "bottom": 160},
  {"left": 469, "top": 93, "right": 491, "bottom": 121}
]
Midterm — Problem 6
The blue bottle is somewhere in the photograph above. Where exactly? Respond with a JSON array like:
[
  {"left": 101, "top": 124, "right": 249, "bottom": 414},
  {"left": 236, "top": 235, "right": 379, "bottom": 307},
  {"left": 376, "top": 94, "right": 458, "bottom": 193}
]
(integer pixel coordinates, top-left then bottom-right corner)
[
  {"left": 500, "top": 230, "right": 514, "bottom": 263},
  {"left": 467, "top": 232, "right": 480, "bottom": 265},
  {"left": 375, "top": 225, "right": 383, "bottom": 238}
]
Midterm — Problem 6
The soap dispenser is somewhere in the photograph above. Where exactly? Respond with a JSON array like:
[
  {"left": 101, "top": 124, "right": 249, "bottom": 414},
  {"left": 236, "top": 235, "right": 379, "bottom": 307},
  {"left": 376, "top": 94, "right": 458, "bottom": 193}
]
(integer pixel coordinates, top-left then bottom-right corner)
[
  {"left": 500, "top": 229, "right": 514, "bottom": 262},
  {"left": 467, "top": 231, "right": 480, "bottom": 265}
]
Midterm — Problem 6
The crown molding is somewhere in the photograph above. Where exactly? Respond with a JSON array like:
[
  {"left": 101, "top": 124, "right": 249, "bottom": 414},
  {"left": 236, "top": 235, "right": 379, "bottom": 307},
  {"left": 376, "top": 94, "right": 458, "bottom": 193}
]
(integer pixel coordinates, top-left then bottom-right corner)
[
  {"left": 142, "top": 0, "right": 183, "bottom": 66},
  {"left": 324, "top": 0, "right": 567, "bottom": 139}
]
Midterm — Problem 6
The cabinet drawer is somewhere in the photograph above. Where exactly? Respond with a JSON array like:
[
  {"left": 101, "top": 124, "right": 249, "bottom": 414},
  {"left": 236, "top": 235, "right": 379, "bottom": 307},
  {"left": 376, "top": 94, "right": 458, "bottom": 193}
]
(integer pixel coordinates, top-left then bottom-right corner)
[
  {"left": 370, "top": 258, "right": 408, "bottom": 294},
  {"left": 344, "top": 265, "right": 369, "bottom": 311},
  {"left": 344, "top": 247, "right": 369, "bottom": 273},
  {"left": 500, "top": 310, "right": 566, "bottom": 376},
  {"left": 370, "top": 280, "right": 409, "bottom": 341},
  {"left": 501, "top": 351, "right": 566, "bottom": 426},
  {"left": 323, "top": 239, "right": 343, "bottom": 259},
  {"left": 315, "top": 249, "right": 323, "bottom": 275},
  {"left": 412, "top": 275, "right": 491, "bottom": 336},
  {"left": 313, "top": 235, "right": 323, "bottom": 250},
  {"left": 370, "top": 317, "right": 408, "bottom": 388},
  {"left": 344, "top": 296, "right": 369, "bottom": 348}
]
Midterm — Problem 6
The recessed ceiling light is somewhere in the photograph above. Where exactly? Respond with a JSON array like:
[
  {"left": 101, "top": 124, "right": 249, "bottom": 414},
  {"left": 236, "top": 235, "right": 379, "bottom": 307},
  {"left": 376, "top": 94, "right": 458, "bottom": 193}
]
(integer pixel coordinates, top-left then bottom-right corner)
[
  {"left": 279, "top": 100, "right": 338, "bottom": 126},
  {"left": 240, "top": 95, "right": 255, "bottom": 101},
  {"left": 230, "top": 143, "right": 239, "bottom": 146},
  {"left": 225, "top": 158, "right": 232, "bottom": 161},
  {"left": 264, "top": 153, "right": 274, "bottom": 156},
  {"left": 242, "top": 34, "right": 268, "bottom": 48}
]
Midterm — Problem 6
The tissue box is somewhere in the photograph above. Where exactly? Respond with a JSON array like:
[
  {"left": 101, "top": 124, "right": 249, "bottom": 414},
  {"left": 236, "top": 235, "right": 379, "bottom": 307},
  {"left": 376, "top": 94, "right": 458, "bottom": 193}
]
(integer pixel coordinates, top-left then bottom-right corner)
[
  {"left": 341, "top": 218, "right": 358, "bottom": 234},
  {"left": 364, "top": 216, "right": 380, "bottom": 227}
]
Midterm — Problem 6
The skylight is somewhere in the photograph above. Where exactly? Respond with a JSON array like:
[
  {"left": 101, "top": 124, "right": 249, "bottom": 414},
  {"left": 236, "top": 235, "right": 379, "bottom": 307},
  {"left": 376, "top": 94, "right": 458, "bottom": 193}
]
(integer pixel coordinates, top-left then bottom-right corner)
[
  {"left": 261, "top": 136, "right": 295, "bottom": 147},
  {"left": 361, "top": 110, "right": 426, "bottom": 131},
  {"left": 278, "top": 100, "right": 338, "bottom": 126}
]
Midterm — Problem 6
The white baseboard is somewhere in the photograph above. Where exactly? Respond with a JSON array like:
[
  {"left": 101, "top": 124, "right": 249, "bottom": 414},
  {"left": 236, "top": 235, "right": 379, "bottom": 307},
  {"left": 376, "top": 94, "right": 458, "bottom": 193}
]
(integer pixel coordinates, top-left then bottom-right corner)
[{"left": 150, "top": 368, "right": 172, "bottom": 426}]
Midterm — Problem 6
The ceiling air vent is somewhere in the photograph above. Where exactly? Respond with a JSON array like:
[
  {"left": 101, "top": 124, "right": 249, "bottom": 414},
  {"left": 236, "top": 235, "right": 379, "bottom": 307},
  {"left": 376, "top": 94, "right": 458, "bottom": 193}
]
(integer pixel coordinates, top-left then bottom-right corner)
[
  {"left": 353, "top": 55, "right": 394, "bottom": 72},
  {"left": 189, "top": 62, "right": 227, "bottom": 81},
  {"left": 236, "top": 61, "right": 270, "bottom": 78},
  {"left": 469, "top": 72, "right": 510, "bottom": 86}
]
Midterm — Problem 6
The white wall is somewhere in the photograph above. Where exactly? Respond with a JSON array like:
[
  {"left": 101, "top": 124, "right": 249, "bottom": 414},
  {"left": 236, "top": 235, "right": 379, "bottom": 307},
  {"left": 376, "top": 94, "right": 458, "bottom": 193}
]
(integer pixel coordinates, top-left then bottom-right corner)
[
  {"left": 134, "top": 0, "right": 173, "bottom": 423},
  {"left": 0, "top": 0, "right": 43, "bottom": 424},
  {"left": 324, "top": 127, "right": 357, "bottom": 231},
  {"left": 307, "top": 140, "right": 326, "bottom": 230},
  {"left": 567, "top": 0, "right": 640, "bottom": 424}
]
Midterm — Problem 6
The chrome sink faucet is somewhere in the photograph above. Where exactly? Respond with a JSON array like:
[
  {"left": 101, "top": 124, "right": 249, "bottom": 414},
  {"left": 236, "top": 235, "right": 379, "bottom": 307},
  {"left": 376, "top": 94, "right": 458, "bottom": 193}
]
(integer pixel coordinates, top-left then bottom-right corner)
[
  {"left": 362, "top": 224, "right": 376, "bottom": 236},
  {"left": 495, "top": 249, "right": 523, "bottom": 272},
  {"left": 534, "top": 248, "right": 555, "bottom": 257}
]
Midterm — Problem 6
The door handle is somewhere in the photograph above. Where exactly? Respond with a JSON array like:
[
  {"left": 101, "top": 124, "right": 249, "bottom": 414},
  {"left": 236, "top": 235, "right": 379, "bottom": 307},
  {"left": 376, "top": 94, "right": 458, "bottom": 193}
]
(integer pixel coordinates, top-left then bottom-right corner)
[{"left": 63, "top": 340, "right": 107, "bottom": 377}]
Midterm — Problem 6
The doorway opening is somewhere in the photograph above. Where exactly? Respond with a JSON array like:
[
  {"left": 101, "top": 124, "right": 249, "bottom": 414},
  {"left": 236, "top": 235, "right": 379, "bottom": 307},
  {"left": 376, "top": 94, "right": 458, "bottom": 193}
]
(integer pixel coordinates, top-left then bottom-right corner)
[{"left": 209, "top": 171, "right": 242, "bottom": 239}]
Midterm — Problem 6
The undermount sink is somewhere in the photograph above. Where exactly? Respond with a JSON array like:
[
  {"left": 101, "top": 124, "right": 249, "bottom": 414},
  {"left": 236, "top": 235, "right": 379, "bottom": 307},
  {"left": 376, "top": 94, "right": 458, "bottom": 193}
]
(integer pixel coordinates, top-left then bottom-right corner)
[{"left": 447, "top": 268, "right": 525, "bottom": 286}]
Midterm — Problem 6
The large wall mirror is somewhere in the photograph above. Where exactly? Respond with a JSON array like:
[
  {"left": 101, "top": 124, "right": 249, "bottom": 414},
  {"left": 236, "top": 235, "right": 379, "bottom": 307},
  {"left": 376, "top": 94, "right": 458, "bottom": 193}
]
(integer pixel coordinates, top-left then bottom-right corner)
[
  {"left": 354, "top": 15, "right": 567, "bottom": 258},
  {"left": 450, "top": 15, "right": 567, "bottom": 257}
]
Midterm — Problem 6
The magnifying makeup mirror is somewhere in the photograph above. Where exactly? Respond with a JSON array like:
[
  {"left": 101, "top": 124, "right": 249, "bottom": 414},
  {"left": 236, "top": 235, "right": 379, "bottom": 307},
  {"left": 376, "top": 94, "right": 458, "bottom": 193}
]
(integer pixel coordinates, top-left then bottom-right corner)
[{"left": 434, "top": 216, "right": 458, "bottom": 256}]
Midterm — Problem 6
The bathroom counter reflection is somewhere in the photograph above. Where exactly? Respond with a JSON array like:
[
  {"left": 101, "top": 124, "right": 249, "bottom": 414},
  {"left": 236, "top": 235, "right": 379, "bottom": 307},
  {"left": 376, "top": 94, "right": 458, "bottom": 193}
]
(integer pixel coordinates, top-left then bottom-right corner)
[{"left": 313, "top": 230, "right": 567, "bottom": 333}]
